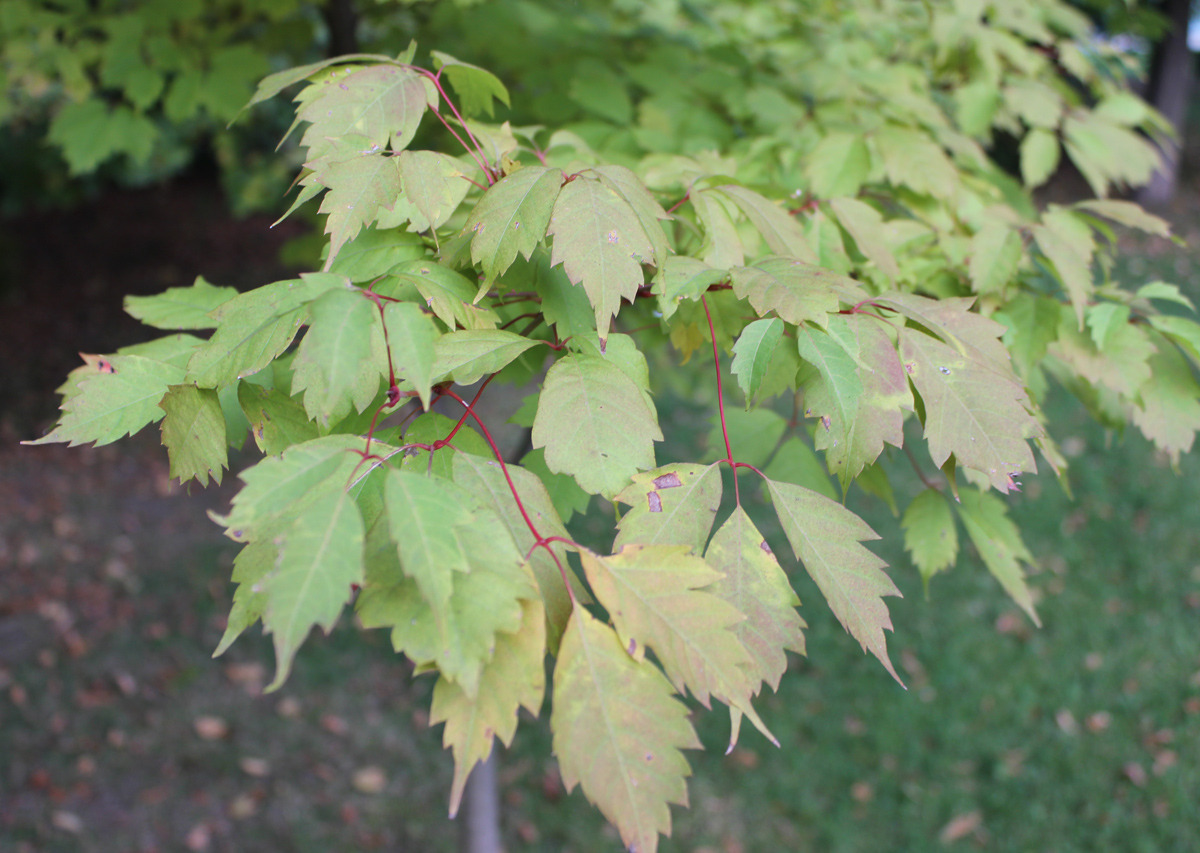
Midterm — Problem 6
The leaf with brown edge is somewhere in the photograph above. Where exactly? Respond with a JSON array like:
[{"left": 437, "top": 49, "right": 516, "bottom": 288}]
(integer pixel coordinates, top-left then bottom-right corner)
[
  {"left": 579, "top": 545, "right": 776, "bottom": 744},
  {"left": 431, "top": 598, "right": 545, "bottom": 818},
  {"left": 551, "top": 605, "right": 700, "bottom": 853},
  {"left": 704, "top": 507, "right": 805, "bottom": 695},
  {"left": 613, "top": 463, "right": 723, "bottom": 554},
  {"left": 766, "top": 478, "right": 903, "bottom": 684}
]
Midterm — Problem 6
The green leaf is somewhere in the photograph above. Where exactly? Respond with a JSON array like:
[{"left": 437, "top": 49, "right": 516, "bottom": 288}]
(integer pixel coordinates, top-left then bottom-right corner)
[
  {"left": 968, "top": 222, "right": 1022, "bottom": 295},
  {"left": 329, "top": 226, "right": 426, "bottom": 282},
  {"left": 431, "top": 51, "right": 511, "bottom": 118},
  {"left": 1135, "top": 282, "right": 1195, "bottom": 311},
  {"left": 391, "top": 150, "right": 472, "bottom": 233},
  {"left": 1149, "top": 315, "right": 1200, "bottom": 367},
  {"left": 451, "top": 452, "right": 584, "bottom": 654},
  {"left": 1048, "top": 309, "right": 1154, "bottom": 398},
  {"left": 213, "top": 538, "right": 275, "bottom": 657},
  {"left": 656, "top": 256, "right": 727, "bottom": 320},
  {"left": 431, "top": 598, "right": 544, "bottom": 818},
  {"left": 263, "top": 488, "right": 365, "bottom": 690},
  {"left": 465, "top": 165, "right": 562, "bottom": 284},
  {"left": 805, "top": 132, "right": 870, "bottom": 199},
  {"left": 799, "top": 315, "right": 912, "bottom": 489},
  {"left": 433, "top": 330, "right": 539, "bottom": 386},
  {"left": 237, "top": 383, "right": 320, "bottom": 456},
  {"left": 692, "top": 188, "right": 744, "bottom": 269},
  {"left": 520, "top": 447, "right": 592, "bottom": 524},
  {"left": 532, "top": 353, "right": 662, "bottom": 498},
  {"left": 124, "top": 277, "right": 239, "bottom": 330},
  {"left": 47, "top": 99, "right": 157, "bottom": 174},
  {"left": 1130, "top": 345, "right": 1200, "bottom": 465},
  {"left": 1086, "top": 303, "right": 1131, "bottom": 351},
  {"left": 291, "top": 288, "right": 383, "bottom": 427},
  {"left": 875, "top": 125, "right": 957, "bottom": 199},
  {"left": 829, "top": 197, "right": 899, "bottom": 281},
  {"left": 955, "top": 488, "right": 1040, "bottom": 627},
  {"left": 730, "top": 257, "right": 848, "bottom": 327},
  {"left": 298, "top": 64, "right": 432, "bottom": 160},
  {"left": 731, "top": 318, "right": 784, "bottom": 404},
  {"left": 381, "top": 261, "right": 485, "bottom": 331},
  {"left": 767, "top": 478, "right": 902, "bottom": 683},
  {"left": 704, "top": 507, "right": 805, "bottom": 694},
  {"left": 901, "top": 489, "right": 958, "bottom": 587},
  {"left": 317, "top": 153, "right": 405, "bottom": 268},
  {"left": 1019, "top": 128, "right": 1060, "bottom": 188},
  {"left": 239, "top": 57, "right": 376, "bottom": 117},
  {"left": 1073, "top": 200, "right": 1171, "bottom": 239},
  {"left": 384, "top": 469, "right": 475, "bottom": 611},
  {"left": 383, "top": 301, "right": 437, "bottom": 409},
  {"left": 613, "top": 463, "right": 723, "bottom": 554},
  {"left": 592, "top": 165, "right": 671, "bottom": 278},
  {"left": 551, "top": 605, "right": 700, "bottom": 853},
  {"left": 1033, "top": 217, "right": 1094, "bottom": 330},
  {"left": 29, "top": 354, "right": 186, "bottom": 447},
  {"left": 899, "top": 326, "right": 1039, "bottom": 494},
  {"left": 763, "top": 436, "right": 837, "bottom": 501},
  {"left": 705, "top": 407, "right": 787, "bottom": 469},
  {"left": 716, "top": 184, "right": 815, "bottom": 262},
  {"left": 549, "top": 174, "right": 658, "bottom": 340},
  {"left": 158, "top": 384, "right": 228, "bottom": 486}
]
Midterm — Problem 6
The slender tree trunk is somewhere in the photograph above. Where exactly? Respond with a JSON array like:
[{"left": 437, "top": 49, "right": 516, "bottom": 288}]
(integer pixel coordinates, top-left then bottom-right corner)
[
  {"left": 459, "top": 753, "right": 504, "bottom": 853},
  {"left": 1137, "top": 0, "right": 1193, "bottom": 206},
  {"left": 323, "top": 0, "right": 360, "bottom": 57}
]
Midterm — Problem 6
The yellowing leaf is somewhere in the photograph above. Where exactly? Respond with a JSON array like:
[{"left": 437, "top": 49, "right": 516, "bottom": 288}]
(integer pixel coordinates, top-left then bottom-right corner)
[
  {"left": 551, "top": 606, "right": 700, "bottom": 853},
  {"left": 875, "top": 124, "right": 957, "bottom": 200},
  {"left": 767, "top": 478, "right": 902, "bottom": 683},
  {"left": 394, "top": 150, "right": 472, "bottom": 233},
  {"left": 1131, "top": 345, "right": 1200, "bottom": 465},
  {"left": 955, "top": 488, "right": 1039, "bottom": 627},
  {"left": 901, "top": 489, "right": 958, "bottom": 586},
  {"left": 968, "top": 221, "right": 1022, "bottom": 295},
  {"left": 465, "top": 165, "right": 562, "bottom": 284},
  {"left": 730, "top": 257, "right": 844, "bottom": 327},
  {"left": 158, "top": 384, "right": 228, "bottom": 486},
  {"left": 613, "top": 463, "right": 723, "bottom": 553}
]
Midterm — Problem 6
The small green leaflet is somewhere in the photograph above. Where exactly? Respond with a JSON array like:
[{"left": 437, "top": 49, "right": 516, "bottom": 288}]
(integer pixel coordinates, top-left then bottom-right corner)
[
  {"left": 28, "top": 354, "right": 187, "bottom": 447},
  {"left": 1020, "top": 128, "right": 1060, "bottom": 188},
  {"left": 158, "top": 384, "right": 228, "bottom": 486},
  {"left": 900, "top": 326, "right": 1039, "bottom": 494},
  {"left": 521, "top": 447, "right": 592, "bottom": 524},
  {"left": 329, "top": 227, "right": 426, "bottom": 282},
  {"left": 382, "top": 261, "right": 484, "bottom": 331},
  {"left": 551, "top": 605, "right": 700, "bottom": 853},
  {"left": 715, "top": 184, "right": 815, "bottom": 262},
  {"left": 705, "top": 407, "right": 786, "bottom": 469},
  {"left": 592, "top": 165, "right": 671, "bottom": 278},
  {"left": 731, "top": 319, "right": 784, "bottom": 404},
  {"left": 237, "top": 56, "right": 387, "bottom": 117},
  {"left": 391, "top": 150, "right": 472, "bottom": 233},
  {"left": 213, "top": 538, "right": 275, "bottom": 657},
  {"left": 656, "top": 256, "right": 726, "bottom": 320},
  {"left": 763, "top": 436, "right": 837, "bottom": 501},
  {"left": 383, "top": 301, "right": 437, "bottom": 409},
  {"left": 432, "top": 329, "right": 540, "bottom": 386},
  {"left": 431, "top": 598, "right": 544, "bottom": 818},
  {"left": 581, "top": 545, "right": 774, "bottom": 742},
  {"left": 875, "top": 124, "right": 957, "bottom": 200},
  {"left": 392, "top": 412, "right": 491, "bottom": 480},
  {"left": 464, "top": 165, "right": 562, "bottom": 285},
  {"left": 549, "top": 174, "right": 661, "bottom": 340},
  {"left": 237, "top": 383, "right": 320, "bottom": 456},
  {"left": 291, "top": 288, "right": 383, "bottom": 427},
  {"left": 805, "top": 132, "right": 870, "bottom": 199},
  {"left": 124, "top": 277, "right": 238, "bottom": 329},
  {"left": 298, "top": 64, "right": 433, "bottom": 161},
  {"left": 532, "top": 353, "right": 662, "bottom": 498},
  {"left": 766, "top": 478, "right": 902, "bottom": 684},
  {"left": 704, "top": 507, "right": 805, "bottom": 695},
  {"left": 901, "top": 489, "right": 958, "bottom": 587},
  {"left": 692, "top": 188, "right": 744, "bottom": 269},
  {"left": 263, "top": 488, "right": 365, "bottom": 690},
  {"left": 384, "top": 470, "right": 476, "bottom": 612},
  {"left": 968, "top": 222, "right": 1022, "bottom": 295},
  {"left": 1131, "top": 345, "right": 1200, "bottom": 465},
  {"left": 829, "top": 197, "right": 899, "bottom": 282},
  {"left": 316, "top": 153, "right": 405, "bottom": 269},
  {"left": 1048, "top": 307, "right": 1153, "bottom": 399},
  {"left": 613, "top": 463, "right": 723, "bottom": 554},
  {"left": 430, "top": 51, "right": 511, "bottom": 118},
  {"left": 730, "top": 257, "right": 842, "bottom": 327},
  {"left": 955, "top": 488, "right": 1040, "bottom": 627},
  {"left": 1033, "top": 221, "right": 1093, "bottom": 330}
]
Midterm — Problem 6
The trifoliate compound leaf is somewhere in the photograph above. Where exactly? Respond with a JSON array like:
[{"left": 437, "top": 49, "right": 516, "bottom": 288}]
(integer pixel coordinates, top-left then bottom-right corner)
[
  {"left": 613, "top": 463, "right": 723, "bottom": 554},
  {"left": 431, "top": 597, "right": 544, "bottom": 818},
  {"left": 298, "top": 64, "right": 432, "bottom": 160},
  {"left": 550, "top": 174, "right": 657, "bottom": 340},
  {"left": 704, "top": 507, "right": 805, "bottom": 694},
  {"left": 829, "top": 197, "right": 899, "bottom": 282},
  {"left": 291, "top": 288, "right": 383, "bottom": 427},
  {"left": 382, "top": 301, "right": 437, "bottom": 409},
  {"left": 551, "top": 605, "right": 700, "bottom": 853},
  {"left": 901, "top": 489, "right": 958, "bottom": 587},
  {"left": 159, "top": 384, "right": 228, "bottom": 486},
  {"left": 263, "top": 488, "right": 365, "bottom": 690},
  {"left": 1130, "top": 344, "right": 1200, "bottom": 465},
  {"left": 465, "top": 165, "right": 562, "bottom": 284},
  {"left": 317, "top": 153, "right": 405, "bottom": 269},
  {"left": 28, "top": 354, "right": 187, "bottom": 447},
  {"left": 1019, "top": 128, "right": 1060, "bottom": 188},
  {"left": 716, "top": 184, "right": 815, "bottom": 262},
  {"left": 955, "top": 487, "right": 1039, "bottom": 627},
  {"left": 730, "top": 257, "right": 842, "bottom": 327},
  {"left": 532, "top": 353, "right": 662, "bottom": 498},
  {"left": 767, "top": 478, "right": 902, "bottom": 684},
  {"left": 900, "top": 326, "right": 1039, "bottom": 494},
  {"left": 805, "top": 132, "right": 870, "bottom": 199},
  {"left": 581, "top": 545, "right": 774, "bottom": 743},
  {"left": 124, "top": 277, "right": 238, "bottom": 330},
  {"left": 433, "top": 330, "right": 540, "bottom": 386},
  {"left": 451, "top": 452, "right": 585, "bottom": 654},
  {"left": 430, "top": 51, "right": 511, "bottom": 118},
  {"left": 329, "top": 226, "right": 426, "bottom": 281},
  {"left": 731, "top": 319, "right": 784, "bottom": 405},
  {"left": 237, "top": 383, "right": 320, "bottom": 456},
  {"left": 968, "top": 221, "right": 1022, "bottom": 295}
]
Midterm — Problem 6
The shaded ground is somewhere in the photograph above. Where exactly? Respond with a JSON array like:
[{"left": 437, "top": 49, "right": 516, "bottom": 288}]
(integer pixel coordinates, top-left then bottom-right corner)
[{"left": 1, "top": 172, "right": 1199, "bottom": 852}]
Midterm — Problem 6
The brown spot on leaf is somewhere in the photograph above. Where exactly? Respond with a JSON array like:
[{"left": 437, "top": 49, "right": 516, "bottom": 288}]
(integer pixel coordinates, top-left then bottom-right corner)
[
  {"left": 627, "top": 638, "right": 637, "bottom": 656},
  {"left": 760, "top": 540, "right": 772, "bottom": 554},
  {"left": 821, "top": 415, "right": 831, "bottom": 431},
  {"left": 647, "top": 491, "right": 662, "bottom": 513},
  {"left": 653, "top": 472, "right": 682, "bottom": 489}
]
